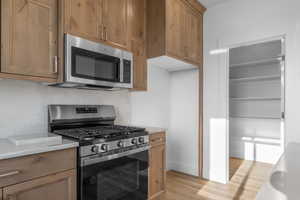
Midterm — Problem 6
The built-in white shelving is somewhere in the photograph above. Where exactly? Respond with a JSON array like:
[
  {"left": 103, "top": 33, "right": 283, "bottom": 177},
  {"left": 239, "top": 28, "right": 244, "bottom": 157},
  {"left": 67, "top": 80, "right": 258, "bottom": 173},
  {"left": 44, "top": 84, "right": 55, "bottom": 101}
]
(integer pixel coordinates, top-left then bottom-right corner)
[{"left": 229, "top": 39, "right": 284, "bottom": 164}]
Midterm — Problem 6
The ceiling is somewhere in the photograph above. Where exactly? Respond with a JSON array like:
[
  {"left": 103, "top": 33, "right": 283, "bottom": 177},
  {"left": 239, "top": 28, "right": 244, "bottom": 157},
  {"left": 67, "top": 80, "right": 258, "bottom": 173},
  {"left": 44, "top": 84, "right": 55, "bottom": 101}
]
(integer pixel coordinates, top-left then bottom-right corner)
[{"left": 198, "top": 0, "right": 230, "bottom": 8}]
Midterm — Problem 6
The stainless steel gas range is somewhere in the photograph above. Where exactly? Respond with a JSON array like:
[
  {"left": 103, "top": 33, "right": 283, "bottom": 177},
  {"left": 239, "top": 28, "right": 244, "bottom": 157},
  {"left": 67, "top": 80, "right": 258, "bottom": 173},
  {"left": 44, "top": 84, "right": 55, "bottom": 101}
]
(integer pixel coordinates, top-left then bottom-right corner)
[{"left": 48, "top": 105, "right": 149, "bottom": 200}]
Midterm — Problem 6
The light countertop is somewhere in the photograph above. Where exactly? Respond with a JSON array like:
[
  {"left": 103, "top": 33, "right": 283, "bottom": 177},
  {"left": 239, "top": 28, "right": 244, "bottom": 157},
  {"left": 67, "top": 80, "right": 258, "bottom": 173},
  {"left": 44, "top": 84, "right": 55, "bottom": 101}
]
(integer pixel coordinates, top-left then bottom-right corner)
[
  {"left": 0, "top": 138, "right": 78, "bottom": 160},
  {"left": 118, "top": 124, "right": 166, "bottom": 135},
  {"left": 256, "top": 143, "right": 300, "bottom": 200},
  {"left": 144, "top": 127, "right": 166, "bottom": 135}
]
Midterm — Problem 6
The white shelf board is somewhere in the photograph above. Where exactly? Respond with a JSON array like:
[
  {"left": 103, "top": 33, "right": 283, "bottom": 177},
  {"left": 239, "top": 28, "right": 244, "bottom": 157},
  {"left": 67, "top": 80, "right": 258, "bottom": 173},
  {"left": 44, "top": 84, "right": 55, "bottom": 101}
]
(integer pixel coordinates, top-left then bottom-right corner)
[
  {"left": 230, "top": 116, "right": 281, "bottom": 119},
  {"left": 230, "top": 55, "right": 284, "bottom": 68},
  {"left": 230, "top": 97, "right": 281, "bottom": 101},
  {"left": 230, "top": 75, "right": 281, "bottom": 82}
]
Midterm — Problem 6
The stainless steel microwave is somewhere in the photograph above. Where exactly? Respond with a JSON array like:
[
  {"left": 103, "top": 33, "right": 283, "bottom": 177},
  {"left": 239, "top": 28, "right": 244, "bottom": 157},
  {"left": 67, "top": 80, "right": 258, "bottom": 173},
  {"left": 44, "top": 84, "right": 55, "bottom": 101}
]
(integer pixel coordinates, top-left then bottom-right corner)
[{"left": 56, "top": 34, "right": 133, "bottom": 89}]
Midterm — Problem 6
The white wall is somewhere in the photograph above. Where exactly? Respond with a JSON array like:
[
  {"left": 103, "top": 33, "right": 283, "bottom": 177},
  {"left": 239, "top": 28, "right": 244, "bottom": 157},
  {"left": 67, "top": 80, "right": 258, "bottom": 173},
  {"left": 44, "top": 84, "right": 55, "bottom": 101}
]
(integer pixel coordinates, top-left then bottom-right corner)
[
  {"left": 204, "top": 0, "right": 300, "bottom": 183},
  {"left": 130, "top": 65, "right": 170, "bottom": 128},
  {"left": 168, "top": 69, "right": 199, "bottom": 176},
  {"left": 0, "top": 79, "right": 131, "bottom": 138},
  {"left": 130, "top": 63, "right": 199, "bottom": 176}
]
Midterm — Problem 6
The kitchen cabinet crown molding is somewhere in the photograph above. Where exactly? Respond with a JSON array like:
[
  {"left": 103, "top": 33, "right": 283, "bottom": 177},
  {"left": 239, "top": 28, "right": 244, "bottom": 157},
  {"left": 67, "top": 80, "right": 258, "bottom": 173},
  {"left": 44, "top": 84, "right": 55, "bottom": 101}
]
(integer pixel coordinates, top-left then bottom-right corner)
[{"left": 185, "top": 0, "right": 206, "bottom": 14}]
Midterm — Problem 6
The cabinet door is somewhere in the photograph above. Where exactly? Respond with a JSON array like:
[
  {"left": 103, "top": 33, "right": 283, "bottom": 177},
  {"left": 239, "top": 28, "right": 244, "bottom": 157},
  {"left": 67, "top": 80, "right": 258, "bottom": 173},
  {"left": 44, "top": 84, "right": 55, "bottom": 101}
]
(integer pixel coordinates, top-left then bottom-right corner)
[
  {"left": 0, "top": 188, "right": 2, "bottom": 200},
  {"left": 64, "top": 0, "right": 102, "bottom": 41},
  {"left": 1, "top": 0, "right": 58, "bottom": 78},
  {"left": 129, "top": 0, "right": 147, "bottom": 91},
  {"left": 185, "top": 8, "right": 203, "bottom": 65},
  {"left": 132, "top": 40, "right": 147, "bottom": 91},
  {"left": 102, "top": 0, "right": 128, "bottom": 49},
  {"left": 128, "top": 0, "right": 146, "bottom": 42},
  {"left": 2, "top": 170, "right": 76, "bottom": 200},
  {"left": 166, "top": 0, "right": 185, "bottom": 59},
  {"left": 149, "top": 144, "right": 166, "bottom": 199}
]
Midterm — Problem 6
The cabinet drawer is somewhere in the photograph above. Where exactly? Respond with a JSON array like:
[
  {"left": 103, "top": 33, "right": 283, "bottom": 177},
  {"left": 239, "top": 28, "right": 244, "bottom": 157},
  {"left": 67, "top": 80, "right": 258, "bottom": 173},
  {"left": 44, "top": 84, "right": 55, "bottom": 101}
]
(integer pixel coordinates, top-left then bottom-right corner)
[
  {"left": 3, "top": 169, "right": 76, "bottom": 200},
  {"left": 150, "top": 132, "right": 166, "bottom": 146},
  {"left": 0, "top": 148, "right": 76, "bottom": 188}
]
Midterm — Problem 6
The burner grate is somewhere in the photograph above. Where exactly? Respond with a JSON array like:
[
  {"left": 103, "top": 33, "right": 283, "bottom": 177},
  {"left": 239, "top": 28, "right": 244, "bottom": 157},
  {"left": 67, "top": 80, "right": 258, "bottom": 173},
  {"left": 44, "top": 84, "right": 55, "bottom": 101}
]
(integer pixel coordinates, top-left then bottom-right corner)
[{"left": 53, "top": 125, "right": 145, "bottom": 142}]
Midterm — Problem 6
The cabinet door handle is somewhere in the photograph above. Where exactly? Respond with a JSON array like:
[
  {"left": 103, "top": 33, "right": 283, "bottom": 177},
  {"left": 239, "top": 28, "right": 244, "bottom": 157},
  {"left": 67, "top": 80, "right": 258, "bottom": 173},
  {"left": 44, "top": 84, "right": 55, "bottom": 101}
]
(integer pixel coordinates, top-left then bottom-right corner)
[
  {"left": 99, "top": 25, "right": 104, "bottom": 40},
  {"left": 104, "top": 26, "right": 108, "bottom": 41},
  {"left": 53, "top": 56, "right": 58, "bottom": 74},
  {"left": 0, "top": 170, "right": 20, "bottom": 179}
]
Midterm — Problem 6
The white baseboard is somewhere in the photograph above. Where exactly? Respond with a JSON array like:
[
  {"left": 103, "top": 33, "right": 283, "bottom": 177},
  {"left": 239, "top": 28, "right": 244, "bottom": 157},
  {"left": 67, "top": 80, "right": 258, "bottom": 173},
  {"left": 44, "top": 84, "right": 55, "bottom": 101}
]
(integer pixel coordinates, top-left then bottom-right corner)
[{"left": 167, "top": 161, "right": 198, "bottom": 176}]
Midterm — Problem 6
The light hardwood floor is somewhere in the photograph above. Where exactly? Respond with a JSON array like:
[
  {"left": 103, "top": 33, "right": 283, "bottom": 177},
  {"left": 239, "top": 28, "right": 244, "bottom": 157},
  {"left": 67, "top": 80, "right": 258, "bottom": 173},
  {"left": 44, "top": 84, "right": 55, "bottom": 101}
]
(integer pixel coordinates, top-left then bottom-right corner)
[{"left": 160, "top": 158, "right": 273, "bottom": 200}]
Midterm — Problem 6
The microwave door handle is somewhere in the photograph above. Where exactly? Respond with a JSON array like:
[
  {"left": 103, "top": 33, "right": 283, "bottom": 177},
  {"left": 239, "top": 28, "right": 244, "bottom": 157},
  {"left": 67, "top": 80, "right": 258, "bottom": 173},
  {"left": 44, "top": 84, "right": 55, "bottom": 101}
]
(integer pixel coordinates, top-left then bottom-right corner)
[{"left": 53, "top": 56, "right": 58, "bottom": 74}]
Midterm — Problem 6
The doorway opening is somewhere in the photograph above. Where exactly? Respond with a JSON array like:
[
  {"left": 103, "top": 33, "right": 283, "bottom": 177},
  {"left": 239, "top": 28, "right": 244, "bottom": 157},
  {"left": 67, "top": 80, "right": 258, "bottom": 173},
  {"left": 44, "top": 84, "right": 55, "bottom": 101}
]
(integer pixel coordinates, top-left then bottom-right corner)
[{"left": 227, "top": 37, "right": 285, "bottom": 180}]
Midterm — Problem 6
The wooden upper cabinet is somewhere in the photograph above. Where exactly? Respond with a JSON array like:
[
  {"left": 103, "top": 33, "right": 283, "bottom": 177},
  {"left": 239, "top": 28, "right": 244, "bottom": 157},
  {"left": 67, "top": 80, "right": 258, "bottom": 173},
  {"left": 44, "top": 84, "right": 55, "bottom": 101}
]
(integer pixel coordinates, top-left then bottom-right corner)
[
  {"left": 2, "top": 170, "right": 76, "bottom": 200},
  {"left": 64, "top": 0, "right": 147, "bottom": 90},
  {"left": 147, "top": 0, "right": 205, "bottom": 67},
  {"left": 185, "top": 9, "right": 203, "bottom": 64},
  {"left": 128, "top": 0, "right": 146, "bottom": 42},
  {"left": 1, "top": 0, "right": 59, "bottom": 79},
  {"left": 64, "top": 0, "right": 102, "bottom": 41},
  {"left": 102, "top": 0, "right": 129, "bottom": 49},
  {"left": 128, "top": 0, "right": 147, "bottom": 91},
  {"left": 132, "top": 40, "right": 147, "bottom": 91},
  {"left": 166, "top": 0, "right": 186, "bottom": 59},
  {"left": 64, "top": 0, "right": 129, "bottom": 50}
]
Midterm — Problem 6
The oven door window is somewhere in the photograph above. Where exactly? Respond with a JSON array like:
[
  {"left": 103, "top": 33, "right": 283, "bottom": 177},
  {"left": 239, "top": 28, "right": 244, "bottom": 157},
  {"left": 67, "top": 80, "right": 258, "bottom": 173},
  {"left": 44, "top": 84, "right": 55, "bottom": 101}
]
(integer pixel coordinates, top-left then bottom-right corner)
[
  {"left": 81, "top": 150, "right": 148, "bottom": 200},
  {"left": 72, "top": 47, "right": 120, "bottom": 82}
]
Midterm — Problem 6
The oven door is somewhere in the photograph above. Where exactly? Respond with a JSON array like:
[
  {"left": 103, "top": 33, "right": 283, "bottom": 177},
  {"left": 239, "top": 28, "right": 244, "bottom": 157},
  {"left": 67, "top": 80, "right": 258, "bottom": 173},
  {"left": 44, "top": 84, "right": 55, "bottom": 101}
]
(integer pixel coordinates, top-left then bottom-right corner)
[
  {"left": 80, "top": 148, "right": 149, "bottom": 200},
  {"left": 65, "top": 34, "right": 133, "bottom": 88}
]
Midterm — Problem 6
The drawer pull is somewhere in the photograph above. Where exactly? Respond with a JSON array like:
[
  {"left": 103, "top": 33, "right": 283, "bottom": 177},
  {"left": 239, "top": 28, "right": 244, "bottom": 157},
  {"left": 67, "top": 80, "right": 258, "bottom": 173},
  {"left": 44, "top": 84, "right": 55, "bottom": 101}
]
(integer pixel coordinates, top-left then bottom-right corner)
[{"left": 0, "top": 170, "right": 20, "bottom": 178}]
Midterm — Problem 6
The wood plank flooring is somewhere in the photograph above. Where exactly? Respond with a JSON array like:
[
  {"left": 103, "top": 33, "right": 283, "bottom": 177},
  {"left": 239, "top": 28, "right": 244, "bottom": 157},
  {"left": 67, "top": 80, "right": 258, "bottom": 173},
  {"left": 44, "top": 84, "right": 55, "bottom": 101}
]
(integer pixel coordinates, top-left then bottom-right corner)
[{"left": 160, "top": 158, "right": 273, "bottom": 200}]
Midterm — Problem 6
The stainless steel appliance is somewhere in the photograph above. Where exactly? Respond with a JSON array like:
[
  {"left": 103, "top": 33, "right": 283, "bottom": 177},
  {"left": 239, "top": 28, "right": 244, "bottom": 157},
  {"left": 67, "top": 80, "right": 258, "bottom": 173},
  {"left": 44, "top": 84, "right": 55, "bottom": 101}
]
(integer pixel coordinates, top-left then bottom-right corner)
[
  {"left": 48, "top": 105, "right": 149, "bottom": 200},
  {"left": 55, "top": 34, "right": 133, "bottom": 89}
]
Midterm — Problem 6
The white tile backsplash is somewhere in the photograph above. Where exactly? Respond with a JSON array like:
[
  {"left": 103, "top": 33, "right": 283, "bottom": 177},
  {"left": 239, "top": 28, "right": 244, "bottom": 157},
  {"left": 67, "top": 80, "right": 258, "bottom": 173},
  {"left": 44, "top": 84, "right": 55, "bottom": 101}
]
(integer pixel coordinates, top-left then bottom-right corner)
[{"left": 0, "top": 79, "right": 131, "bottom": 138}]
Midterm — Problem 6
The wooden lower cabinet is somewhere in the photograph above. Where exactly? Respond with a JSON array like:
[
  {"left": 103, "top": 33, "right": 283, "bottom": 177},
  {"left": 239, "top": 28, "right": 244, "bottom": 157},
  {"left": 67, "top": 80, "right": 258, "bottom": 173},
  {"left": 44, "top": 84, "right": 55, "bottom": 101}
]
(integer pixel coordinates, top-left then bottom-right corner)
[
  {"left": 149, "top": 132, "right": 166, "bottom": 200},
  {"left": 0, "top": 148, "right": 76, "bottom": 200},
  {"left": 0, "top": 148, "right": 76, "bottom": 188},
  {"left": 2, "top": 170, "right": 76, "bottom": 200}
]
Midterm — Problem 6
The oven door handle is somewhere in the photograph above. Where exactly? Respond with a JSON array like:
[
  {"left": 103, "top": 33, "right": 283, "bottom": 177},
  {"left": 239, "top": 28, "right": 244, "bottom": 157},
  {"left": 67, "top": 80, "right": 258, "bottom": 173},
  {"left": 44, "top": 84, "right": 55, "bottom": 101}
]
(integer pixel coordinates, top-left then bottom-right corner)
[{"left": 81, "top": 146, "right": 149, "bottom": 167}]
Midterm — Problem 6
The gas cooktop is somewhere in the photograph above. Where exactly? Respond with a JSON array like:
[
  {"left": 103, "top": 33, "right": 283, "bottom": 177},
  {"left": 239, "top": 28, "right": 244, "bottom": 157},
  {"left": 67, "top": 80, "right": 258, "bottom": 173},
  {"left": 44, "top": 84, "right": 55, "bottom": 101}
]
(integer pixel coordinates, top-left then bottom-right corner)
[{"left": 53, "top": 125, "right": 146, "bottom": 143}]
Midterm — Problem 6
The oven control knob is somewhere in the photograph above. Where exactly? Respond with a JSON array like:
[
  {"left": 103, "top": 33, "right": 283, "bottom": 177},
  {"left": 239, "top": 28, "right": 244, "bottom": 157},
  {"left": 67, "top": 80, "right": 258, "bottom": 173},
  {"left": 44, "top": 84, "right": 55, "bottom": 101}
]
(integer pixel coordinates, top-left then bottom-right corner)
[
  {"left": 131, "top": 138, "right": 138, "bottom": 145},
  {"left": 100, "top": 144, "right": 109, "bottom": 152},
  {"left": 91, "top": 145, "right": 99, "bottom": 153},
  {"left": 117, "top": 141, "right": 124, "bottom": 147},
  {"left": 138, "top": 137, "right": 145, "bottom": 144}
]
